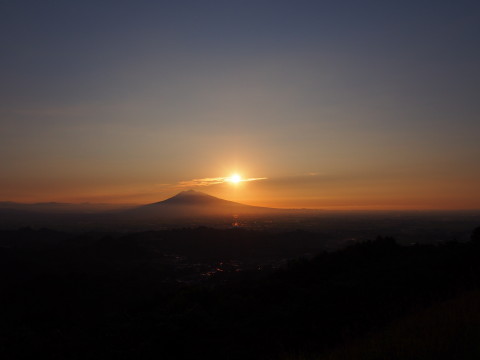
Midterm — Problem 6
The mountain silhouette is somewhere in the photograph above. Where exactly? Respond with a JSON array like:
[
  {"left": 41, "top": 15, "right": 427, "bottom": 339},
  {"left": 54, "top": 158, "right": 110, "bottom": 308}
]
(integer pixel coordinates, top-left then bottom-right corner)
[
  {"left": 159, "top": 190, "right": 235, "bottom": 206},
  {"left": 126, "top": 190, "right": 282, "bottom": 218}
]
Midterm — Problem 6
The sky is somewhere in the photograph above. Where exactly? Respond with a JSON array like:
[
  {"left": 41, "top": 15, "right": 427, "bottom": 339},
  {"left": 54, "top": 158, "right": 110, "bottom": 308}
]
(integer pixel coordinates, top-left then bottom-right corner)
[{"left": 1, "top": 0, "right": 479, "bottom": 209}]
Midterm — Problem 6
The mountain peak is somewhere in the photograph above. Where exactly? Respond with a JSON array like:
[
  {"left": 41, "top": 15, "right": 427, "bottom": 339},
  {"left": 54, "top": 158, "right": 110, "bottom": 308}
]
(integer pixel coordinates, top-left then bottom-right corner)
[
  {"left": 155, "top": 190, "right": 221, "bottom": 206},
  {"left": 129, "top": 190, "right": 282, "bottom": 218}
]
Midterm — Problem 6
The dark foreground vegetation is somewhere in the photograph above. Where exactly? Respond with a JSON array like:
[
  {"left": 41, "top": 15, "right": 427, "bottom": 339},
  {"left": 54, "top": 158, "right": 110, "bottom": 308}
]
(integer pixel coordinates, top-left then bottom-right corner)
[{"left": 1, "top": 226, "right": 480, "bottom": 359}]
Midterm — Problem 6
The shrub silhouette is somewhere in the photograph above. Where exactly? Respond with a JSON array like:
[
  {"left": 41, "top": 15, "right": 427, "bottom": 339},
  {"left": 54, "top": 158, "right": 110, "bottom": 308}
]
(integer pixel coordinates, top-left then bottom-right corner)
[
  {"left": 2, "top": 228, "right": 480, "bottom": 359},
  {"left": 471, "top": 226, "right": 480, "bottom": 243}
]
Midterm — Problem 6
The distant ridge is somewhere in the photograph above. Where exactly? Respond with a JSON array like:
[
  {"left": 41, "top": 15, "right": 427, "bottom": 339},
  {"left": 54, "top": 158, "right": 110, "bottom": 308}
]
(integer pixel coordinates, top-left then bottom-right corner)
[{"left": 0, "top": 201, "right": 133, "bottom": 213}]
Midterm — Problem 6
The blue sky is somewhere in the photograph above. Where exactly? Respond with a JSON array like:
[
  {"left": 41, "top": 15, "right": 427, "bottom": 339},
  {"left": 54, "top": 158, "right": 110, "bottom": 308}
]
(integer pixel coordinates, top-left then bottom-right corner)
[{"left": 1, "top": 0, "right": 479, "bottom": 208}]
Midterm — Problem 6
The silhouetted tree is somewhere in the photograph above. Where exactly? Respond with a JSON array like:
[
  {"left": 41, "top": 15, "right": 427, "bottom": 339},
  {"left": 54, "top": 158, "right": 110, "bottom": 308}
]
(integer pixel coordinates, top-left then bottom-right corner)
[{"left": 471, "top": 226, "right": 480, "bottom": 243}]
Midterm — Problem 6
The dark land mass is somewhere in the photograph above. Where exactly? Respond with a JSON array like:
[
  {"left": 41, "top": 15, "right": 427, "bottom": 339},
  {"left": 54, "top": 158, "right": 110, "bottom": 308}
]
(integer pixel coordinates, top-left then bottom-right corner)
[
  {"left": 1, "top": 192, "right": 480, "bottom": 358},
  {"left": 1, "top": 225, "right": 480, "bottom": 359},
  {"left": 1, "top": 191, "right": 479, "bottom": 246}
]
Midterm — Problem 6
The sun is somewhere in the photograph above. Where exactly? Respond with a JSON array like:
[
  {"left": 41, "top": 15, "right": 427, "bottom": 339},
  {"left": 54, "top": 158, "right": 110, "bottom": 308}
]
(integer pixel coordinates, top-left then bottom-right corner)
[{"left": 228, "top": 174, "right": 242, "bottom": 183}]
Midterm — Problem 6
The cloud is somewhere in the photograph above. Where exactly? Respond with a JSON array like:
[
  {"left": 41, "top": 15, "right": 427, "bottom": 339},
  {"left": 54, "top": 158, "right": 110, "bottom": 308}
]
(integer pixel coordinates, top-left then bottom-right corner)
[
  {"left": 177, "top": 176, "right": 267, "bottom": 188},
  {"left": 178, "top": 177, "right": 226, "bottom": 187}
]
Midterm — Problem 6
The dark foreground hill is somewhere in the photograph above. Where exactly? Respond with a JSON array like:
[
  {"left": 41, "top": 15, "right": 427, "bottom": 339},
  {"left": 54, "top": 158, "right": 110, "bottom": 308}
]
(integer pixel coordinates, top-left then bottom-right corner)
[{"left": 1, "top": 226, "right": 480, "bottom": 359}]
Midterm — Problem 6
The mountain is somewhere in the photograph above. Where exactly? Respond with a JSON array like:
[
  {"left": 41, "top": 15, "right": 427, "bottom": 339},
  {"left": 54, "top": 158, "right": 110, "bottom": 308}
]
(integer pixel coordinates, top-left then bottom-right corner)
[
  {"left": 126, "top": 190, "right": 282, "bottom": 219},
  {"left": 158, "top": 190, "right": 237, "bottom": 206}
]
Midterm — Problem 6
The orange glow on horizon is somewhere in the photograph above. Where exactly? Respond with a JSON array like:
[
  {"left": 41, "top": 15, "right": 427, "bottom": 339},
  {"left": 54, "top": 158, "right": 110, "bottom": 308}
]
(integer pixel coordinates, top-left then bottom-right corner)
[{"left": 1, "top": 171, "right": 479, "bottom": 210}]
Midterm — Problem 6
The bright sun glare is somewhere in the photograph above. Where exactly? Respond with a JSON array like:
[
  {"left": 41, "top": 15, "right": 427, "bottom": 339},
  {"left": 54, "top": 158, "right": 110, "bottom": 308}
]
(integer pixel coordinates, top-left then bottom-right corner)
[{"left": 228, "top": 174, "right": 242, "bottom": 183}]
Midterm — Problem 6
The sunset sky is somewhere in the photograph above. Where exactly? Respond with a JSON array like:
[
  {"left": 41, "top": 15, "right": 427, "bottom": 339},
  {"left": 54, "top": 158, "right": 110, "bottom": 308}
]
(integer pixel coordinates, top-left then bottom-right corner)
[{"left": 1, "top": 1, "right": 479, "bottom": 209}]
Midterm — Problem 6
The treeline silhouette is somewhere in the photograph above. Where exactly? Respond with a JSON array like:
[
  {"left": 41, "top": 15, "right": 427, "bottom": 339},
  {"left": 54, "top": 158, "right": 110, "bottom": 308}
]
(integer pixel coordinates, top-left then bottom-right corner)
[{"left": 1, "top": 226, "right": 480, "bottom": 359}]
